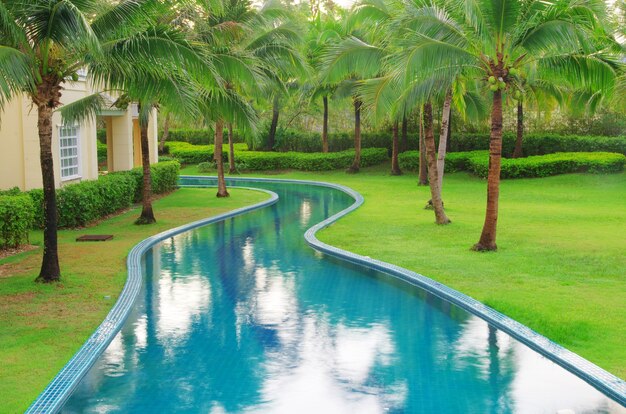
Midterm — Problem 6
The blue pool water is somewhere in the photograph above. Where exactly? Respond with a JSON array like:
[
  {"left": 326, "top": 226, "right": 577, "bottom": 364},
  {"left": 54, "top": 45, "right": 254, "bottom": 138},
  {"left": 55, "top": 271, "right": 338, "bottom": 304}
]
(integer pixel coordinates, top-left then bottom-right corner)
[{"left": 62, "top": 179, "right": 624, "bottom": 413}]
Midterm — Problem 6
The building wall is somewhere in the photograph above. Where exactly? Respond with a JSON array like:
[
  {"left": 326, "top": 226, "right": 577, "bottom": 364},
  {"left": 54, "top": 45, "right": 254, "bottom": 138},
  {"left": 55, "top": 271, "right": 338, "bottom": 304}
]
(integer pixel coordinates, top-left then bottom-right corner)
[
  {"left": 0, "top": 79, "right": 159, "bottom": 191},
  {"left": 0, "top": 77, "right": 99, "bottom": 191}
]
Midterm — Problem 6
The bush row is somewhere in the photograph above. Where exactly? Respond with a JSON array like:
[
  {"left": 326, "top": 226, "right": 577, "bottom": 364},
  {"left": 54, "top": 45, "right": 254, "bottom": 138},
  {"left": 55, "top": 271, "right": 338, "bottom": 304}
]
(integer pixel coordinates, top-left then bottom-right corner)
[
  {"left": 257, "top": 129, "right": 626, "bottom": 155},
  {"left": 447, "top": 133, "right": 626, "bottom": 156},
  {"left": 0, "top": 195, "right": 35, "bottom": 249},
  {"left": 235, "top": 148, "right": 388, "bottom": 171},
  {"left": 163, "top": 141, "right": 249, "bottom": 164},
  {"left": 398, "top": 151, "right": 626, "bottom": 178},
  {"left": 4, "top": 161, "right": 180, "bottom": 231}
]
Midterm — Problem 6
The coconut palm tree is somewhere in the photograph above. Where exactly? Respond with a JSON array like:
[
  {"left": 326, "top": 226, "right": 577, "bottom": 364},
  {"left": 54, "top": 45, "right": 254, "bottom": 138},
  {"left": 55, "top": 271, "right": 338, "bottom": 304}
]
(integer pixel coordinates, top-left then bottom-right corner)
[
  {"left": 395, "top": 0, "right": 619, "bottom": 250},
  {"left": 0, "top": 0, "right": 190, "bottom": 280},
  {"left": 305, "top": 10, "right": 343, "bottom": 152}
]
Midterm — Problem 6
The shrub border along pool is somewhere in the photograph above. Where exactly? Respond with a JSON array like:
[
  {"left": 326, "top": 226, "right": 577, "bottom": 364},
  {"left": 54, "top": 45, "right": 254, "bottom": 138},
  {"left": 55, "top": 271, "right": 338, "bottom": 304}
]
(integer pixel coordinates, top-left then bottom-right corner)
[{"left": 28, "top": 176, "right": 625, "bottom": 412}]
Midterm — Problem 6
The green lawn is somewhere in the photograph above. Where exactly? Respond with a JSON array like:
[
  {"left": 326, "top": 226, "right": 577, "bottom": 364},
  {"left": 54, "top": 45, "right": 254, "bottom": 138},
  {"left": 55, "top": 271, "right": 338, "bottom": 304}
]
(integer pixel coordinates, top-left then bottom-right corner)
[
  {"left": 0, "top": 188, "right": 269, "bottom": 414},
  {"left": 183, "top": 164, "right": 626, "bottom": 379}
]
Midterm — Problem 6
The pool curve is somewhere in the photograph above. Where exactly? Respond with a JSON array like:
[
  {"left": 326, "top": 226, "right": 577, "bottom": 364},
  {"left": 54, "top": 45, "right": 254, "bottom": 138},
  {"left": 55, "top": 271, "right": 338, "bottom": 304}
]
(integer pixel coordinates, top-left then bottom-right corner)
[{"left": 26, "top": 176, "right": 626, "bottom": 413}]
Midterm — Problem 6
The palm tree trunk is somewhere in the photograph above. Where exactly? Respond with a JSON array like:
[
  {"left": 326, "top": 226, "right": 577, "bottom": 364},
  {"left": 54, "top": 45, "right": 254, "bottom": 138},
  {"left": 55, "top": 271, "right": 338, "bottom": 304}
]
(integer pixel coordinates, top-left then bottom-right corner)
[
  {"left": 473, "top": 89, "right": 503, "bottom": 251},
  {"left": 136, "top": 120, "right": 156, "bottom": 225},
  {"left": 423, "top": 102, "right": 450, "bottom": 225},
  {"left": 437, "top": 90, "right": 453, "bottom": 192},
  {"left": 401, "top": 115, "right": 408, "bottom": 152},
  {"left": 513, "top": 101, "right": 524, "bottom": 158},
  {"left": 268, "top": 95, "right": 279, "bottom": 151},
  {"left": 158, "top": 112, "right": 170, "bottom": 153},
  {"left": 418, "top": 106, "right": 428, "bottom": 186},
  {"left": 391, "top": 121, "right": 402, "bottom": 175},
  {"left": 228, "top": 122, "right": 236, "bottom": 174},
  {"left": 35, "top": 102, "right": 61, "bottom": 282},
  {"left": 322, "top": 95, "right": 329, "bottom": 153},
  {"left": 347, "top": 98, "right": 361, "bottom": 173},
  {"left": 215, "top": 120, "right": 229, "bottom": 198}
]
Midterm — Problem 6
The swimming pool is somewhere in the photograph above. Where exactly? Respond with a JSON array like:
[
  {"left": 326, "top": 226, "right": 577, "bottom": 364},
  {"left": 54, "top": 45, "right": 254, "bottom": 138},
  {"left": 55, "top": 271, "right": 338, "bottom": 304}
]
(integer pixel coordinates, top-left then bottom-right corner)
[{"left": 33, "top": 177, "right": 625, "bottom": 413}]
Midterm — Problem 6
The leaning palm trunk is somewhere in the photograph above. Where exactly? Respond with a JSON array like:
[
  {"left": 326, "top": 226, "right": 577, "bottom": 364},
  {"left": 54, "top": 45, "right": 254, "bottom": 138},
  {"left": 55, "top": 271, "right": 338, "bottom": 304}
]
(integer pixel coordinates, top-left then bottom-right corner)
[
  {"left": 418, "top": 107, "right": 428, "bottom": 186},
  {"left": 228, "top": 123, "right": 236, "bottom": 174},
  {"left": 322, "top": 96, "right": 329, "bottom": 153},
  {"left": 513, "top": 101, "right": 524, "bottom": 158},
  {"left": 136, "top": 122, "right": 156, "bottom": 224},
  {"left": 215, "top": 120, "right": 229, "bottom": 197},
  {"left": 391, "top": 121, "right": 402, "bottom": 175},
  {"left": 436, "top": 90, "right": 453, "bottom": 192},
  {"left": 35, "top": 97, "right": 61, "bottom": 282},
  {"left": 423, "top": 102, "right": 450, "bottom": 225},
  {"left": 347, "top": 98, "right": 362, "bottom": 173},
  {"left": 158, "top": 112, "right": 171, "bottom": 153},
  {"left": 473, "top": 90, "right": 503, "bottom": 250}
]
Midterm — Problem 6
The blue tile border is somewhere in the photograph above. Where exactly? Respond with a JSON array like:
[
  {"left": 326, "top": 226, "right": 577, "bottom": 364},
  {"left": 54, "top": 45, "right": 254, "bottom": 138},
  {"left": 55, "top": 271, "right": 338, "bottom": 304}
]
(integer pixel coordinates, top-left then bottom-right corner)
[
  {"left": 27, "top": 175, "right": 625, "bottom": 412},
  {"left": 184, "top": 175, "right": 626, "bottom": 407},
  {"left": 26, "top": 187, "right": 279, "bottom": 414}
]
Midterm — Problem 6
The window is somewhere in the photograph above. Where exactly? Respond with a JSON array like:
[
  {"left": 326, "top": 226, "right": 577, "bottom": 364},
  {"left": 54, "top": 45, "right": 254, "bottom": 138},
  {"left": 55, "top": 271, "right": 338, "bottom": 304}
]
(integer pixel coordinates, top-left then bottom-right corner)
[{"left": 59, "top": 125, "right": 80, "bottom": 180}]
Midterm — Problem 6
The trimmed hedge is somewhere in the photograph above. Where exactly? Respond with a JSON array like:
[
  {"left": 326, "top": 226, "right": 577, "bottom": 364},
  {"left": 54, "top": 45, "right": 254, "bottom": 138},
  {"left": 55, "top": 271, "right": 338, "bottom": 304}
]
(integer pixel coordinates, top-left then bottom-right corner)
[
  {"left": 230, "top": 148, "right": 388, "bottom": 171},
  {"left": 158, "top": 128, "right": 246, "bottom": 145},
  {"left": 24, "top": 160, "right": 180, "bottom": 229},
  {"left": 398, "top": 151, "right": 625, "bottom": 178},
  {"left": 0, "top": 195, "right": 35, "bottom": 249},
  {"left": 448, "top": 133, "right": 626, "bottom": 156},
  {"left": 260, "top": 128, "right": 626, "bottom": 155},
  {"left": 164, "top": 141, "right": 249, "bottom": 164},
  {"left": 269, "top": 130, "right": 417, "bottom": 153}
]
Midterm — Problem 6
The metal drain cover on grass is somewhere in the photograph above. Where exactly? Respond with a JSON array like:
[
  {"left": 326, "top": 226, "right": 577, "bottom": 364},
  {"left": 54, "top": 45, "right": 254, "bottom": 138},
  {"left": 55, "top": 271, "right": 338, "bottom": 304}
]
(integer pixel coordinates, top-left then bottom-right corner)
[{"left": 76, "top": 235, "right": 113, "bottom": 242}]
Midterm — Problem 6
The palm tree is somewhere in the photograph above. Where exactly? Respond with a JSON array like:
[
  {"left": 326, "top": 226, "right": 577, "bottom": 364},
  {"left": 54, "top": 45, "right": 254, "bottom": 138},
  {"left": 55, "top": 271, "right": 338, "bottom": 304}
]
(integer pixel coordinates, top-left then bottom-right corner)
[
  {"left": 321, "top": 6, "right": 386, "bottom": 173},
  {"left": 395, "top": 0, "right": 618, "bottom": 250},
  {"left": 0, "top": 0, "right": 154, "bottom": 281},
  {"left": 305, "top": 10, "right": 343, "bottom": 152}
]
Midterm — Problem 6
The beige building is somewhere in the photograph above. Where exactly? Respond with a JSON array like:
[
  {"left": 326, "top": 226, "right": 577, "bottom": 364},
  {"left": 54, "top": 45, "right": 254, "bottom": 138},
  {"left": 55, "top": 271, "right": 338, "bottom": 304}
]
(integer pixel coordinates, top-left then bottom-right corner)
[{"left": 0, "top": 75, "right": 158, "bottom": 191}]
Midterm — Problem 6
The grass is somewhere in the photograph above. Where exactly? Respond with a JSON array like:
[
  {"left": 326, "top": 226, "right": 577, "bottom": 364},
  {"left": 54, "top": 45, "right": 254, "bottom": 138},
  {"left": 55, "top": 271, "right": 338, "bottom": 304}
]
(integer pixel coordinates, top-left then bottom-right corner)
[
  {"left": 183, "top": 163, "right": 626, "bottom": 379},
  {"left": 0, "top": 187, "right": 269, "bottom": 414}
]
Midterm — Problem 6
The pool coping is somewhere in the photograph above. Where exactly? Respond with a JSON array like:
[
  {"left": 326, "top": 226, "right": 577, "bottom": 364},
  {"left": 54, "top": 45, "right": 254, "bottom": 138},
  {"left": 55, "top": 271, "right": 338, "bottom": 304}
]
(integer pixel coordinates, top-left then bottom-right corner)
[
  {"left": 27, "top": 175, "right": 625, "bottom": 412},
  {"left": 186, "top": 175, "right": 626, "bottom": 407},
  {"left": 25, "top": 186, "right": 279, "bottom": 414}
]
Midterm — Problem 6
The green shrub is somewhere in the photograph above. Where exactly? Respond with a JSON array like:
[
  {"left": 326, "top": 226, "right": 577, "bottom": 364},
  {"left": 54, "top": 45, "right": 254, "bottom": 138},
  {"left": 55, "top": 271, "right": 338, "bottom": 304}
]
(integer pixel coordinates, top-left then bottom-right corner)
[
  {"left": 398, "top": 151, "right": 624, "bottom": 178},
  {"left": 448, "top": 133, "right": 626, "bottom": 156},
  {"left": 398, "top": 151, "right": 486, "bottom": 172},
  {"left": 262, "top": 128, "right": 625, "bottom": 155},
  {"left": 234, "top": 148, "right": 388, "bottom": 171},
  {"left": 0, "top": 195, "right": 34, "bottom": 249},
  {"left": 165, "top": 141, "right": 248, "bottom": 164},
  {"left": 127, "top": 160, "right": 181, "bottom": 202},
  {"left": 197, "top": 162, "right": 215, "bottom": 173},
  {"left": 469, "top": 152, "right": 626, "bottom": 178},
  {"left": 97, "top": 129, "right": 106, "bottom": 143},
  {"left": 25, "top": 160, "right": 180, "bottom": 228},
  {"left": 161, "top": 128, "right": 246, "bottom": 145},
  {"left": 97, "top": 141, "right": 107, "bottom": 164}
]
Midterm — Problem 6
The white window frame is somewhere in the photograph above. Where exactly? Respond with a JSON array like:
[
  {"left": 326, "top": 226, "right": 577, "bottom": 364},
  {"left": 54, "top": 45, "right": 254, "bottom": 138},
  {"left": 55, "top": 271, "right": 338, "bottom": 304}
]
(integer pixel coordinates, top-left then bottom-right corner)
[{"left": 58, "top": 124, "right": 81, "bottom": 181}]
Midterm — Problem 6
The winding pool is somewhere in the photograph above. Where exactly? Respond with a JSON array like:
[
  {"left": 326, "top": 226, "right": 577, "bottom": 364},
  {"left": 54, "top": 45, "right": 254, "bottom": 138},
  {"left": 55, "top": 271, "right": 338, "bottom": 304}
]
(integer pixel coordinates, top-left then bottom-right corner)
[{"left": 50, "top": 178, "right": 624, "bottom": 413}]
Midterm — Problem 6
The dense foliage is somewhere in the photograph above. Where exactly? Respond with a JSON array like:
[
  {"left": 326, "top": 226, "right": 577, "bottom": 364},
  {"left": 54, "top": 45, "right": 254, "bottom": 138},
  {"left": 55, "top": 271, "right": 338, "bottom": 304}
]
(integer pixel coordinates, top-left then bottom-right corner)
[
  {"left": 399, "top": 151, "right": 625, "bottom": 178},
  {"left": 18, "top": 161, "right": 180, "bottom": 229},
  {"left": 0, "top": 195, "right": 35, "bottom": 249},
  {"left": 235, "top": 148, "right": 388, "bottom": 171}
]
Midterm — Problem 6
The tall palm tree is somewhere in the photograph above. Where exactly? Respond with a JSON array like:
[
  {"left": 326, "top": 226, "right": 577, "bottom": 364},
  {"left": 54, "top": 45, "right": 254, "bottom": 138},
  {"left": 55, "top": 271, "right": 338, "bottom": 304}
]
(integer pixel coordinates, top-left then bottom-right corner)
[
  {"left": 0, "top": 0, "right": 181, "bottom": 281},
  {"left": 305, "top": 10, "right": 343, "bottom": 152},
  {"left": 395, "top": 0, "right": 618, "bottom": 250}
]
